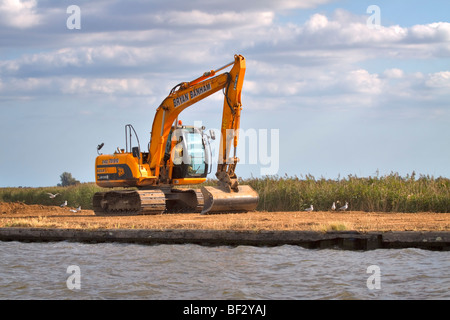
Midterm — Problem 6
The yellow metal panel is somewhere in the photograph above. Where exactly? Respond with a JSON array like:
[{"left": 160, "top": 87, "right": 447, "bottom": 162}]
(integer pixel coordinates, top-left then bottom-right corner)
[
  {"left": 96, "top": 167, "right": 117, "bottom": 174},
  {"left": 172, "top": 178, "right": 207, "bottom": 185}
]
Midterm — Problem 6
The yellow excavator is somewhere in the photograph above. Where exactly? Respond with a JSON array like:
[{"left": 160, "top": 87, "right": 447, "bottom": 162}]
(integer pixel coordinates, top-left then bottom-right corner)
[{"left": 93, "top": 54, "right": 259, "bottom": 215}]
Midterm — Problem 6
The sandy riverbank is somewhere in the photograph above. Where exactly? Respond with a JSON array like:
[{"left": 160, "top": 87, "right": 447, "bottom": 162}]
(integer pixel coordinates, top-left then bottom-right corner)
[{"left": 1, "top": 202, "right": 448, "bottom": 232}]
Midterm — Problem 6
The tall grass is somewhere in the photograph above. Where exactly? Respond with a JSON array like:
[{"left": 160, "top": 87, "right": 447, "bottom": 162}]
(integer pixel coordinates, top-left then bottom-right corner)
[
  {"left": 0, "top": 183, "right": 103, "bottom": 210},
  {"left": 247, "top": 172, "right": 449, "bottom": 213},
  {"left": 1, "top": 172, "right": 449, "bottom": 212}
]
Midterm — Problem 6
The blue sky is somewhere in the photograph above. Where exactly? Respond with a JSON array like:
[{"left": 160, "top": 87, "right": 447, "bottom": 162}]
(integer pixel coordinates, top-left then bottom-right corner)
[{"left": 0, "top": 0, "right": 449, "bottom": 187}]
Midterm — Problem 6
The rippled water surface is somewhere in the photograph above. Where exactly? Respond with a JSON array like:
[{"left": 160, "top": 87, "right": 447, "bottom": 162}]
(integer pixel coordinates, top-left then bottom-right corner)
[{"left": 0, "top": 241, "right": 448, "bottom": 299}]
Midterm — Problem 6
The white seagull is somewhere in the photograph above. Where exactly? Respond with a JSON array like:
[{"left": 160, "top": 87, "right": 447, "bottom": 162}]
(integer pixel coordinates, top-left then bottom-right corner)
[
  {"left": 339, "top": 202, "right": 348, "bottom": 211},
  {"left": 331, "top": 202, "right": 336, "bottom": 211},
  {"left": 69, "top": 206, "right": 81, "bottom": 213},
  {"left": 305, "top": 205, "right": 314, "bottom": 212},
  {"left": 60, "top": 200, "right": 68, "bottom": 208},
  {"left": 47, "top": 193, "right": 60, "bottom": 199}
]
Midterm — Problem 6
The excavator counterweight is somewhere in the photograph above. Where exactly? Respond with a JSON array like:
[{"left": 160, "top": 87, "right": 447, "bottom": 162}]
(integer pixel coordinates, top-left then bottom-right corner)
[{"left": 93, "top": 55, "right": 258, "bottom": 215}]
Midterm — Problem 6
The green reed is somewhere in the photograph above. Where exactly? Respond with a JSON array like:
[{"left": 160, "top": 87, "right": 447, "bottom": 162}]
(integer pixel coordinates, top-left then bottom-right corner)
[
  {"left": 1, "top": 172, "right": 449, "bottom": 212},
  {"left": 246, "top": 172, "right": 449, "bottom": 213},
  {"left": 0, "top": 183, "right": 104, "bottom": 210}
]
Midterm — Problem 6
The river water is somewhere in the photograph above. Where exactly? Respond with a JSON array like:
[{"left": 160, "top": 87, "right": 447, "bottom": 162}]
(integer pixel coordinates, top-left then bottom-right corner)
[{"left": 0, "top": 241, "right": 448, "bottom": 300}]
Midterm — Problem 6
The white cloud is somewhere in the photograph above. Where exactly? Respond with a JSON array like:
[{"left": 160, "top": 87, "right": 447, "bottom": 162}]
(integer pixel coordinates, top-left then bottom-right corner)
[
  {"left": 408, "top": 22, "right": 450, "bottom": 42},
  {"left": 304, "top": 13, "right": 330, "bottom": 31},
  {"left": 264, "top": 0, "right": 335, "bottom": 10},
  {"left": 263, "top": 12, "right": 450, "bottom": 65},
  {"left": 154, "top": 10, "right": 274, "bottom": 27},
  {"left": 0, "top": 46, "right": 161, "bottom": 77},
  {"left": 0, "top": 0, "right": 41, "bottom": 28},
  {"left": 2, "top": 77, "right": 54, "bottom": 95},
  {"left": 383, "top": 68, "right": 404, "bottom": 79},
  {"left": 0, "top": 76, "right": 155, "bottom": 98},
  {"left": 153, "top": 0, "right": 336, "bottom": 11},
  {"left": 343, "top": 69, "right": 383, "bottom": 95},
  {"left": 4, "top": 6, "right": 448, "bottom": 70},
  {"left": 62, "top": 77, "right": 154, "bottom": 96},
  {"left": 1, "top": 6, "right": 449, "bottom": 118},
  {"left": 425, "top": 71, "right": 450, "bottom": 88}
]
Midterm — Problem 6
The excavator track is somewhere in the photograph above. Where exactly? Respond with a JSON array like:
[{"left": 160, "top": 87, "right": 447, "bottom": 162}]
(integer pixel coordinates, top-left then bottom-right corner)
[
  {"left": 165, "top": 188, "right": 204, "bottom": 213},
  {"left": 93, "top": 188, "right": 205, "bottom": 216},
  {"left": 93, "top": 185, "right": 258, "bottom": 216},
  {"left": 93, "top": 190, "right": 166, "bottom": 216}
]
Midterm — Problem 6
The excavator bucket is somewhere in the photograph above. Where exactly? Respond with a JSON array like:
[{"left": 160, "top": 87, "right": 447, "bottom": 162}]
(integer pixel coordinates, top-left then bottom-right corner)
[{"left": 200, "top": 185, "right": 259, "bottom": 214}]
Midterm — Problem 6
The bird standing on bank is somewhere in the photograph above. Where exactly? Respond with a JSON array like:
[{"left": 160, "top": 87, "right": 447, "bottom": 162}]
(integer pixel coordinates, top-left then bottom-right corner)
[
  {"left": 69, "top": 206, "right": 81, "bottom": 213},
  {"left": 305, "top": 205, "right": 314, "bottom": 212},
  {"left": 339, "top": 202, "right": 348, "bottom": 211},
  {"left": 60, "top": 200, "right": 67, "bottom": 208},
  {"left": 331, "top": 202, "right": 336, "bottom": 211}
]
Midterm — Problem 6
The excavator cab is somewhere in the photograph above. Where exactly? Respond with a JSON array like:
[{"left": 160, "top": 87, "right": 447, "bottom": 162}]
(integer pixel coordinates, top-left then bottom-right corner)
[{"left": 165, "top": 124, "right": 212, "bottom": 180}]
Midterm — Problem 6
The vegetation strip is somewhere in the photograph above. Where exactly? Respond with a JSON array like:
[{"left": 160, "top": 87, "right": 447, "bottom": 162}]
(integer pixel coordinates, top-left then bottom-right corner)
[
  {"left": 1, "top": 172, "right": 448, "bottom": 213},
  {"left": 0, "top": 228, "right": 448, "bottom": 251}
]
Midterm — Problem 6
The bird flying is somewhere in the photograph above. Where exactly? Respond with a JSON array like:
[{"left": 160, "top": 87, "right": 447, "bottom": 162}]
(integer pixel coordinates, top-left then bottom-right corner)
[{"left": 47, "top": 193, "right": 60, "bottom": 199}]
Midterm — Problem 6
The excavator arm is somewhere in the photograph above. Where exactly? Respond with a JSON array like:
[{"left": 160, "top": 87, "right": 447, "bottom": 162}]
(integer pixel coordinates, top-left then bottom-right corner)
[{"left": 148, "top": 54, "right": 246, "bottom": 191}]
